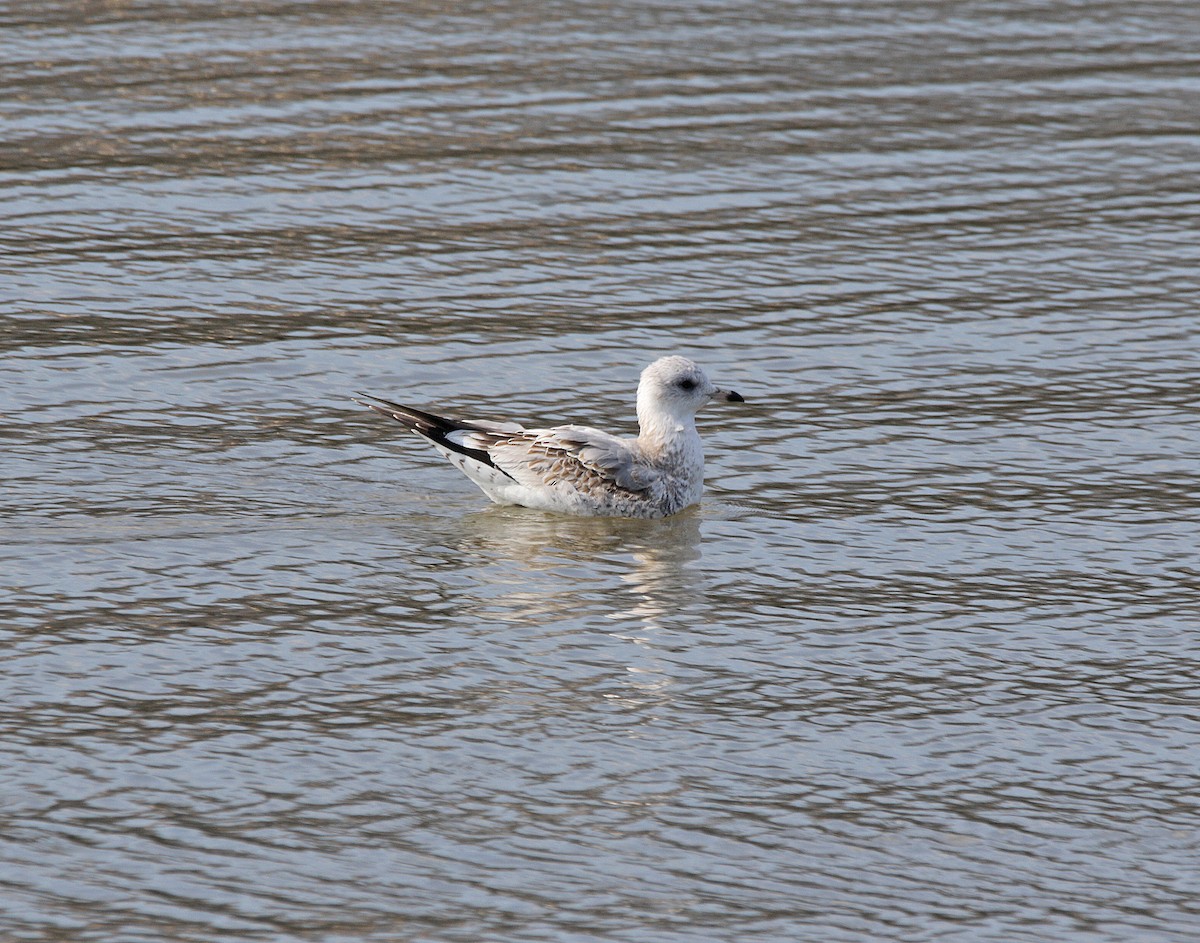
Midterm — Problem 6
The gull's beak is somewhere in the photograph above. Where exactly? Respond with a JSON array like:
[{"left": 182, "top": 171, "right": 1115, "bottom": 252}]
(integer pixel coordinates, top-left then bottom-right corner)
[{"left": 717, "top": 388, "right": 744, "bottom": 403}]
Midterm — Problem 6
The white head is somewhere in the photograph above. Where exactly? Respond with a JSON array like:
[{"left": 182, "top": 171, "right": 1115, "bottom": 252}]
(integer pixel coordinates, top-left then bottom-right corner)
[{"left": 636, "top": 356, "right": 743, "bottom": 439}]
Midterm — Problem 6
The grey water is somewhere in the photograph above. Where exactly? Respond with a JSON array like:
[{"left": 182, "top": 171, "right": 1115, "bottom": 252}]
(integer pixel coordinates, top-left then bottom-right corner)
[{"left": 3, "top": 2, "right": 1200, "bottom": 941}]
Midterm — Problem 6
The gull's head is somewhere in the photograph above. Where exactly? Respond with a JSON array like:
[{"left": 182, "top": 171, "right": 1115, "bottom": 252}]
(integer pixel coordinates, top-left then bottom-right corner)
[{"left": 637, "top": 356, "right": 744, "bottom": 425}]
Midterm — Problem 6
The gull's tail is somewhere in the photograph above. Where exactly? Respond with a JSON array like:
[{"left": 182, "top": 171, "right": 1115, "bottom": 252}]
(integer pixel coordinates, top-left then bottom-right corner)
[{"left": 353, "top": 393, "right": 515, "bottom": 479}]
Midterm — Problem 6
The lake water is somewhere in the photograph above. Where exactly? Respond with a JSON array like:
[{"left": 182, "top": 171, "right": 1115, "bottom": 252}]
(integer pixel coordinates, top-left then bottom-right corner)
[{"left": 3, "top": 2, "right": 1200, "bottom": 941}]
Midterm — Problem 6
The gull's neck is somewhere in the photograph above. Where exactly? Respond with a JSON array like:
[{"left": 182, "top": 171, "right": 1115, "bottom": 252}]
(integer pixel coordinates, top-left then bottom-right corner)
[{"left": 636, "top": 400, "right": 702, "bottom": 465}]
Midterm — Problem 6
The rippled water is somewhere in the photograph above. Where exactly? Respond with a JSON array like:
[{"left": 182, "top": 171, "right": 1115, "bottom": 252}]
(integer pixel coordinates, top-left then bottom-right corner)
[{"left": 4, "top": 2, "right": 1200, "bottom": 941}]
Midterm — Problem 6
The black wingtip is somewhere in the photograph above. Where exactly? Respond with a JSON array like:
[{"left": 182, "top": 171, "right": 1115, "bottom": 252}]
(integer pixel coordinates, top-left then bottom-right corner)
[{"left": 351, "top": 392, "right": 518, "bottom": 482}]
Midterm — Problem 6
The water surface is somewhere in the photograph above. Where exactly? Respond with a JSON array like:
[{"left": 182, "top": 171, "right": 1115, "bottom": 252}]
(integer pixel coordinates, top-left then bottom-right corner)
[{"left": 3, "top": 2, "right": 1200, "bottom": 941}]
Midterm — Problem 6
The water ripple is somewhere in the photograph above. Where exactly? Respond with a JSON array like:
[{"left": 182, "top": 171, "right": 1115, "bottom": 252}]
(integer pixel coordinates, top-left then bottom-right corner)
[{"left": 4, "top": 1, "right": 1200, "bottom": 941}]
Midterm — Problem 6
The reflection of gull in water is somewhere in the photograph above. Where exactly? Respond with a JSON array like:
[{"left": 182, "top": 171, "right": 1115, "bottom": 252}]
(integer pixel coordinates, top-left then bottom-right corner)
[
  {"left": 454, "top": 508, "right": 705, "bottom": 634},
  {"left": 355, "top": 356, "right": 744, "bottom": 518},
  {"left": 613, "top": 513, "right": 705, "bottom": 631},
  {"left": 450, "top": 508, "right": 707, "bottom": 708}
]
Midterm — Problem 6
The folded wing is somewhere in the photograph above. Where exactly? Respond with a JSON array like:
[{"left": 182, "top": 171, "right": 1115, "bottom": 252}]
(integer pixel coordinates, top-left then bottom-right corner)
[
  {"left": 355, "top": 395, "right": 655, "bottom": 499},
  {"left": 475, "top": 424, "right": 655, "bottom": 494}
]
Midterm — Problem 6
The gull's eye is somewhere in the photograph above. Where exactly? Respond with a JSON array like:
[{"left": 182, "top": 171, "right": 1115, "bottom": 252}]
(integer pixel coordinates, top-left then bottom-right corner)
[{"left": 678, "top": 378, "right": 697, "bottom": 391}]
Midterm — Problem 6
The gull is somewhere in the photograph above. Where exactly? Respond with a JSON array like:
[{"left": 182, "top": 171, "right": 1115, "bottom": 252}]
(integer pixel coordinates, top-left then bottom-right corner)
[{"left": 354, "top": 356, "right": 744, "bottom": 518}]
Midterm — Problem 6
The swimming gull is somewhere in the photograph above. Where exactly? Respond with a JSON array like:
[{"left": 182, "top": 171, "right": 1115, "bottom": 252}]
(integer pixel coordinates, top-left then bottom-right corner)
[{"left": 354, "top": 355, "right": 744, "bottom": 518}]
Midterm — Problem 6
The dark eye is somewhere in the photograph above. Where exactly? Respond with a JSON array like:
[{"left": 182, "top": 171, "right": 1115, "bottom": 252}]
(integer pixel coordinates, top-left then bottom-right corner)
[{"left": 678, "top": 378, "right": 697, "bottom": 391}]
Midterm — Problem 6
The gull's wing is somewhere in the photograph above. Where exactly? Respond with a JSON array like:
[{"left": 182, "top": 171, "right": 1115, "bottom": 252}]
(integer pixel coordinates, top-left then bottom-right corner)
[
  {"left": 354, "top": 395, "right": 653, "bottom": 497},
  {"left": 477, "top": 424, "right": 656, "bottom": 494}
]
